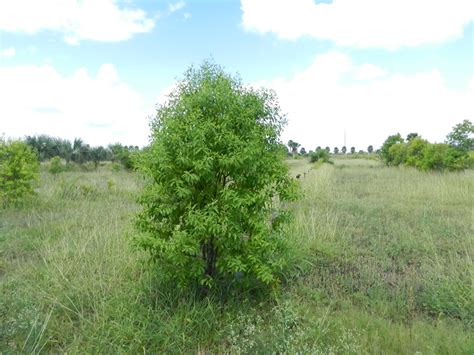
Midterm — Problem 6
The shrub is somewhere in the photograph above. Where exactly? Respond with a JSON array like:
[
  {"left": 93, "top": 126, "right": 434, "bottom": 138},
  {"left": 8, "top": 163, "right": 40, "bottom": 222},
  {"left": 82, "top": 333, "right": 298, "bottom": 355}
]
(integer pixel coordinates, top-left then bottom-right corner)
[
  {"left": 134, "top": 62, "right": 298, "bottom": 290},
  {"left": 380, "top": 133, "right": 404, "bottom": 165},
  {"left": 0, "top": 139, "right": 39, "bottom": 205},
  {"left": 309, "top": 149, "right": 331, "bottom": 163},
  {"left": 388, "top": 143, "right": 407, "bottom": 166},
  {"left": 48, "top": 156, "right": 64, "bottom": 174},
  {"left": 405, "top": 138, "right": 428, "bottom": 167},
  {"left": 417, "top": 144, "right": 467, "bottom": 171}
]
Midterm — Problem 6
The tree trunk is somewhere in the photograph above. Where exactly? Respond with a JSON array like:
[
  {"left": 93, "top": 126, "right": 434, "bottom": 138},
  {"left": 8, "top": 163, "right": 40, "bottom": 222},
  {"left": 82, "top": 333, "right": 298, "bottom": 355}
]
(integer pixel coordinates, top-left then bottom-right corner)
[{"left": 202, "top": 238, "right": 217, "bottom": 279}]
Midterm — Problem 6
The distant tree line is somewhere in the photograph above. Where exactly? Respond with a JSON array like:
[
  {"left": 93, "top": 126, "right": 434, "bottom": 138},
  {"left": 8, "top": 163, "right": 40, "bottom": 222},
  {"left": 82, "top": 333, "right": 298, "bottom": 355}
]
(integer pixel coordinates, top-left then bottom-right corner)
[
  {"left": 24, "top": 134, "right": 139, "bottom": 169},
  {"left": 286, "top": 140, "right": 378, "bottom": 159},
  {"left": 380, "top": 120, "right": 473, "bottom": 171}
]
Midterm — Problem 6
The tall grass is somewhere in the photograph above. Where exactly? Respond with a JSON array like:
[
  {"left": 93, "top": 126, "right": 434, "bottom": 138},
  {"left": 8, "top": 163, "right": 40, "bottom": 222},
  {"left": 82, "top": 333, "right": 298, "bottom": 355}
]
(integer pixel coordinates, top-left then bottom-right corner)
[{"left": 1, "top": 161, "right": 472, "bottom": 353}]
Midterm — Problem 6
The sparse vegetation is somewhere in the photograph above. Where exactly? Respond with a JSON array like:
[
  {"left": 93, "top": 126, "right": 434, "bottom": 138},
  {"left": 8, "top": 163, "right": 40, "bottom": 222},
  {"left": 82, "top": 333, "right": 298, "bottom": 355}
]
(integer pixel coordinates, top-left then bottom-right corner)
[{"left": 1, "top": 158, "right": 472, "bottom": 353}]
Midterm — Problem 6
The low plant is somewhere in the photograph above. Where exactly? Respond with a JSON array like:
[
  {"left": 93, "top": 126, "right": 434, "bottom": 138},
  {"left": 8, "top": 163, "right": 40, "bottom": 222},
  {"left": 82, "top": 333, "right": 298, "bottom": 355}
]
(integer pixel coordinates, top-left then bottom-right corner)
[
  {"left": 309, "top": 149, "right": 332, "bottom": 164},
  {"left": 0, "top": 138, "right": 39, "bottom": 205},
  {"left": 48, "top": 156, "right": 64, "bottom": 174}
]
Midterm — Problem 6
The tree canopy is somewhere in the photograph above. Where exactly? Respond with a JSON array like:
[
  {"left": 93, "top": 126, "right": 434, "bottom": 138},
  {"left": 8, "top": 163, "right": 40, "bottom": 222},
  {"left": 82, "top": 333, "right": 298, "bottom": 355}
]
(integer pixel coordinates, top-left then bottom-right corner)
[{"left": 446, "top": 119, "right": 473, "bottom": 151}]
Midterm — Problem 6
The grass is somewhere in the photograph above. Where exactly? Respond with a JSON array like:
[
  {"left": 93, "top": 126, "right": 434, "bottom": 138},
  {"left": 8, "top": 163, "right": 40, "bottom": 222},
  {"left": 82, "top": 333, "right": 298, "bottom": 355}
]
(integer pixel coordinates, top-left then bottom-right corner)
[{"left": 1, "top": 160, "right": 473, "bottom": 353}]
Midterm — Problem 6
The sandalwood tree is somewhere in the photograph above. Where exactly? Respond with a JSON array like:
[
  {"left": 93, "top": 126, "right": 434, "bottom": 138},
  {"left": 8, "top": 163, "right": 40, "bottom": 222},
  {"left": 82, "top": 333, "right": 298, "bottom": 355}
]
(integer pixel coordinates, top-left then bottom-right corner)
[{"left": 134, "top": 62, "right": 298, "bottom": 289}]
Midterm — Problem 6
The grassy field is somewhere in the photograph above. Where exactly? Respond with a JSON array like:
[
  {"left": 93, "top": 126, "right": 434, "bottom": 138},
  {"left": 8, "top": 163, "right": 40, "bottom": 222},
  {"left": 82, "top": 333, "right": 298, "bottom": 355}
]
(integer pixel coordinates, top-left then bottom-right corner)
[{"left": 1, "top": 159, "right": 473, "bottom": 353}]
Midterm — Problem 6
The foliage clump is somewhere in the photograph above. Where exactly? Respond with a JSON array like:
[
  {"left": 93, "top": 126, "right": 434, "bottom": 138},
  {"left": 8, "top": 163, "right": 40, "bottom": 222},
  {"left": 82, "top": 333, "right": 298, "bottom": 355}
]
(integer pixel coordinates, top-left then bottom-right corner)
[
  {"left": 380, "top": 121, "right": 473, "bottom": 171},
  {"left": 309, "top": 148, "right": 332, "bottom": 164},
  {"left": 48, "top": 156, "right": 64, "bottom": 174},
  {"left": 134, "top": 62, "right": 298, "bottom": 290},
  {"left": 445, "top": 119, "right": 473, "bottom": 151},
  {"left": 0, "top": 138, "right": 39, "bottom": 205}
]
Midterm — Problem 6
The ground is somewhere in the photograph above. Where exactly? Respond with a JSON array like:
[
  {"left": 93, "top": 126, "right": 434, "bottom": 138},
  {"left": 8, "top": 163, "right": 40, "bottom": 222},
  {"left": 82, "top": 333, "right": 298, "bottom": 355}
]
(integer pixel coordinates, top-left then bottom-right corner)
[{"left": 1, "top": 158, "right": 472, "bottom": 353}]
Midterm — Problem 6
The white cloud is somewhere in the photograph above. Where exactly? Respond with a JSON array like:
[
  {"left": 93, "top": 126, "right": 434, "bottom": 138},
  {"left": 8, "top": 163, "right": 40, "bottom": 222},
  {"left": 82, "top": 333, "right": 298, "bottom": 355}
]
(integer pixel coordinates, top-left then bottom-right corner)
[
  {"left": 168, "top": 1, "right": 186, "bottom": 13},
  {"left": 0, "top": 47, "right": 16, "bottom": 58},
  {"left": 241, "top": 0, "right": 474, "bottom": 49},
  {"left": 256, "top": 51, "right": 474, "bottom": 150},
  {"left": 353, "top": 64, "right": 386, "bottom": 81},
  {"left": 0, "top": 64, "right": 151, "bottom": 146},
  {"left": 0, "top": 0, "right": 154, "bottom": 44},
  {"left": 183, "top": 12, "right": 192, "bottom": 20}
]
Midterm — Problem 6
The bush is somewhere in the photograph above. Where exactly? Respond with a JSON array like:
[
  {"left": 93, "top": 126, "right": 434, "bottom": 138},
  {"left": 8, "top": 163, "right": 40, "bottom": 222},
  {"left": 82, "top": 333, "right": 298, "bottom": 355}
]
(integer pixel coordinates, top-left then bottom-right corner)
[
  {"left": 405, "top": 138, "right": 428, "bottom": 167},
  {"left": 309, "top": 149, "right": 331, "bottom": 163},
  {"left": 419, "top": 144, "right": 468, "bottom": 171},
  {"left": 0, "top": 139, "right": 39, "bottom": 205},
  {"left": 380, "top": 133, "right": 404, "bottom": 165},
  {"left": 134, "top": 62, "right": 298, "bottom": 290},
  {"left": 48, "top": 156, "right": 64, "bottom": 174},
  {"left": 381, "top": 133, "right": 470, "bottom": 171},
  {"left": 388, "top": 143, "right": 407, "bottom": 166}
]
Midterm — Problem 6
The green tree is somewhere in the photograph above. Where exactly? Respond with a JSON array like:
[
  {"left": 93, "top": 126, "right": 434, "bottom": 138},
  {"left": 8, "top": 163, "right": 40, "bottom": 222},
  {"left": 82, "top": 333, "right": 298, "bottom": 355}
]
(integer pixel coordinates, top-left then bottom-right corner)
[
  {"left": 406, "top": 132, "right": 419, "bottom": 141},
  {"left": 367, "top": 145, "right": 374, "bottom": 153},
  {"left": 299, "top": 147, "right": 307, "bottom": 155},
  {"left": 334, "top": 147, "right": 339, "bottom": 154},
  {"left": 0, "top": 138, "right": 39, "bottom": 205},
  {"left": 287, "top": 140, "right": 300, "bottom": 157},
  {"left": 134, "top": 62, "right": 298, "bottom": 290},
  {"left": 341, "top": 146, "right": 347, "bottom": 154},
  {"left": 446, "top": 119, "right": 473, "bottom": 151},
  {"left": 325, "top": 146, "right": 330, "bottom": 153},
  {"left": 108, "top": 143, "right": 135, "bottom": 170},
  {"left": 72, "top": 138, "right": 90, "bottom": 164},
  {"left": 350, "top": 146, "right": 355, "bottom": 154},
  {"left": 380, "top": 133, "right": 404, "bottom": 165}
]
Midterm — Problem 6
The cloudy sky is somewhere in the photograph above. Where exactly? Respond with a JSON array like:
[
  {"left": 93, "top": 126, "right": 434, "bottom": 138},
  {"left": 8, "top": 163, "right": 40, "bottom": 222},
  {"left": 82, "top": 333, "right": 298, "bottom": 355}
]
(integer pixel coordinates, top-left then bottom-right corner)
[{"left": 1, "top": 0, "right": 473, "bottom": 150}]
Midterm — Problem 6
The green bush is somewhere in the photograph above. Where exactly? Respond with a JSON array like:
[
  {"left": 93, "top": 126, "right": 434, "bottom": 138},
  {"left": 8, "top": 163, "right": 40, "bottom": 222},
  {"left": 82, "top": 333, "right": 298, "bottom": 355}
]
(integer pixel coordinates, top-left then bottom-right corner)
[
  {"left": 381, "top": 133, "right": 470, "bottom": 171},
  {"left": 388, "top": 143, "right": 407, "bottom": 166},
  {"left": 309, "top": 149, "right": 331, "bottom": 164},
  {"left": 48, "top": 156, "right": 64, "bottom": 174},
  {"left": 418, "top": 144, "right": 469, "bottom": 171},
  {"left": 0, "top": 139, "right": 39, "bottom": 205},
  {"left": 134, "top": 62, "right": 298, "bottom": 290},
  {"left": 380, "top": 133, "right": 404, "bottom": 165},
  {"left": 405, "top": 138, "right": 428, "bottom": 167}
]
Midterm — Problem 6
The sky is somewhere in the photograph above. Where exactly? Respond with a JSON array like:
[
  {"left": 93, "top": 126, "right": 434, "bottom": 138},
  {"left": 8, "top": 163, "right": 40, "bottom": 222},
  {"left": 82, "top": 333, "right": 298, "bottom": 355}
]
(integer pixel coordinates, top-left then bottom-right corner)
[{"left": 0, "top": 0, "right": 473, "bottom": 151}]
